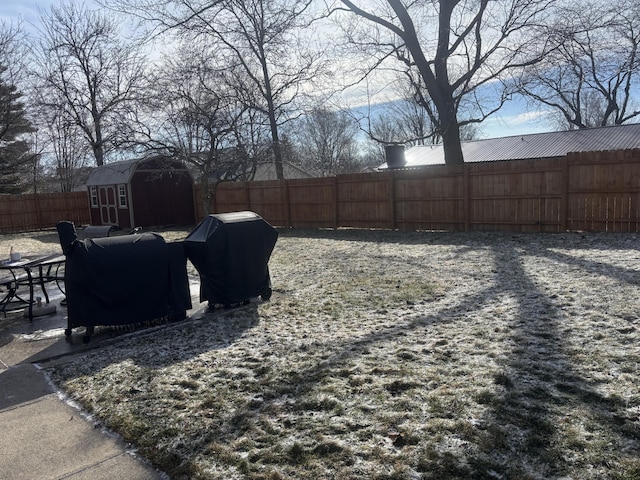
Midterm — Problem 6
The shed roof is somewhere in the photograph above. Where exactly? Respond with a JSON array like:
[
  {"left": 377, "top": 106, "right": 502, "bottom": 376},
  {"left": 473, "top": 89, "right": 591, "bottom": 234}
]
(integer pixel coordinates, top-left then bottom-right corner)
[
  {"left": 86, "top": 159, "right": 140, "bottom": 186},
  {"left": 86, "top": 157, "right": 190, "bottom": 186},
  {"left": 379, "top": 123, "right": 640, "bottom": 169}
]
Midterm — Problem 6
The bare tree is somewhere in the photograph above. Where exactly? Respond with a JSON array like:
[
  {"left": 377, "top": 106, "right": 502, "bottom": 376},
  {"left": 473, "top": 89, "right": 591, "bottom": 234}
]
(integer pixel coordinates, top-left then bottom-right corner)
[
  {"left": 104, "top": 0, "right": 325, "bottom": 179},
  {"left": 519, "top": 0, "right": 640, "bottom": 129},
  {"left": 295, "top": 108, "right": 363, "bottom": 176},
  {"left": 25, "top": 70, "right": 93, "bottom": 193},
  {"left": 0, "top": 20, "right": 29, "bottom": 87},
  {"left": 332, "top": 0, "right": 555, "bottom": 164},
  {"left": 141, "top": 44, "right": 255, "bottom": 213},
  {"left": 387, "top": 96, "right": 436, "bottom": 146},
  {"left": 33, "top": 2, "right": 148, "bottom": 166},
  {"left": 46, "top": 110, "right": 92, "bottom": 192}
]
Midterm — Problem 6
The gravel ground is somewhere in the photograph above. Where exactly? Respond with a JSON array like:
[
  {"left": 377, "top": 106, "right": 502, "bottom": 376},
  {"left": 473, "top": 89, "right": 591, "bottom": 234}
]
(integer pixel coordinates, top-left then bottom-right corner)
[{"left": 4, "top": 227, "right": 639, "bottom": 479}]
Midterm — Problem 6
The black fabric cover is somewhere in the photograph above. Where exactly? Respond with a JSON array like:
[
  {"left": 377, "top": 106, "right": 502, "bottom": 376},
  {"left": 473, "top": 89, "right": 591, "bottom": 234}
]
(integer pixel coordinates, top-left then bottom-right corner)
[
  {"left": 184, "top": 211, "right": 278, "bottom": 305},
  {"left": 166, "top": 241, "right": 192, "bottom": 316},
  {"left": 57, "top": 221, "right": 192, "bottom": 330}
]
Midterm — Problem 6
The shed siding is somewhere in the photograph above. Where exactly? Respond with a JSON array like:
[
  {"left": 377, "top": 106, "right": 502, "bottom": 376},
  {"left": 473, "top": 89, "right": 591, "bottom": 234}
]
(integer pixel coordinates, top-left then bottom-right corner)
[{"left": 130, "top": 170, "right": 195, "bottom": 227}]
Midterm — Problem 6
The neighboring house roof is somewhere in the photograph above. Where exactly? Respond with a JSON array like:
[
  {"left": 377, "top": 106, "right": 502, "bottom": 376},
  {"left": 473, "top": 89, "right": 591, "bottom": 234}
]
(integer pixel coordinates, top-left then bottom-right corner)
[
  {"left": 379, "top": 123, "right": 640, "bottom": 169},
  {"left": 253, "top": 161, "right": 312, "bottom": 181},
  {"left": 209, "top": 161, "right": 313, "bottom": 182}
]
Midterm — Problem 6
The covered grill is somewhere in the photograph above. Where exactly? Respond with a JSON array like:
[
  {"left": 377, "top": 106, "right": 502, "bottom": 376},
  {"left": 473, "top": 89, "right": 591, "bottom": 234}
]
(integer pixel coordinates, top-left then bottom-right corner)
[
  {"left": 57, "top": 221, "right": 192, "bottom": 342},
  {"left": 184, "top": 211, "right": 278, "bottom": 306}
]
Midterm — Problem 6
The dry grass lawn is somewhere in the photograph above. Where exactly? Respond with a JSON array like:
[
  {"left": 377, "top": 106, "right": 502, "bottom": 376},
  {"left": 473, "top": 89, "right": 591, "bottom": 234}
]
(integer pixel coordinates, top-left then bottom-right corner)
[{"left": 8, "top": 227, "right": 639, "bottom": 479}]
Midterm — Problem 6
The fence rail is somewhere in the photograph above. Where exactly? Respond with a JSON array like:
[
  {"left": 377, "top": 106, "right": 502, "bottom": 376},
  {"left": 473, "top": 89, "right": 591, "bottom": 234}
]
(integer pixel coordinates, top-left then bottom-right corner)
[{"left": 2, "top": 149, "right": 640, "bottom": 234}]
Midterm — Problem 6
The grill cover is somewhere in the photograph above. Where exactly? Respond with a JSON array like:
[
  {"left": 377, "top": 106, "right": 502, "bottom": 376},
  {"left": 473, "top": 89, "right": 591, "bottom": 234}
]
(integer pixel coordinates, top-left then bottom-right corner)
[
  {"left": 184, "top": 211, "right": 278, "bottom": 305},
  {"left": 57, "top": 221, "right": 192, "bottom": 333}
]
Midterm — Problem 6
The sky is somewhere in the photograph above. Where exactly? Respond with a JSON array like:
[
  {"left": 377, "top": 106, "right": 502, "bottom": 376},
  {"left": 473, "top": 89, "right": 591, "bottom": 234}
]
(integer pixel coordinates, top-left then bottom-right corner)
[
  {"left": 0, "top": 0, "right": 555, "bottom": 140},
  {"left": 478, "top": 102, "right": 554, "bottom": 139},
  {"left": 0, "top": 0, "right": 52, "bottom": 28}
]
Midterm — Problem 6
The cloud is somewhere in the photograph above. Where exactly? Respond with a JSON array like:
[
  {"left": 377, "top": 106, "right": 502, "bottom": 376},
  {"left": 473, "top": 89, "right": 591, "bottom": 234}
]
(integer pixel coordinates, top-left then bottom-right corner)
[
  {"left": 478, "top": 108, "right": 554, "bottom": 139},
  {"left": 507, "top": 110, "right": 551, "bottom": 125}
]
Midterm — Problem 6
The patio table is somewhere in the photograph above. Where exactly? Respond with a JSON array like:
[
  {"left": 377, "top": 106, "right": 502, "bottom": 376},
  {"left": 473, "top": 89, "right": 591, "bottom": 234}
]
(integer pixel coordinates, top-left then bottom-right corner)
[{"left": 0, "top": 253, "right": 66, "bottom": 321}]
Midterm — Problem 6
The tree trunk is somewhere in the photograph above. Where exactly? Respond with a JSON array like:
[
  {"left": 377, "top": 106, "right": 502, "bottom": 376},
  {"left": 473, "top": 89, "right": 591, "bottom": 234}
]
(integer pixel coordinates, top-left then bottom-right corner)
[
  {"left": 387, "top": 0, "right": 464, "bottom": 165},
  {"left": 262, "top": 69, "right": 284, "bottom": 180},
  {"left": 439, "top": 107, "right": 464, "bottom": 165},
  {"left": 93, "top": 120, "right": 105, "bottom": 166},
  {"left": 200, "top": 164, "right": 217, "bottom": 215},
  {"left": 93, "top": 144, "right": 104, "bottom": 167},
  {"left": 441, "top": 124, "right": 464, "bottom": 165},
  {"left": 269, "top": 117, "right": 285, "bottom": 180}
]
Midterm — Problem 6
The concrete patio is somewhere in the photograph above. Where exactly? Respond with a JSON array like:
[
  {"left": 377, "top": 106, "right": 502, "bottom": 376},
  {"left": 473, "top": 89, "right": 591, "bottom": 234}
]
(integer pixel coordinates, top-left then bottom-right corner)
[{"left": 0, "top": 287, "right": 202, "bottom": 480}]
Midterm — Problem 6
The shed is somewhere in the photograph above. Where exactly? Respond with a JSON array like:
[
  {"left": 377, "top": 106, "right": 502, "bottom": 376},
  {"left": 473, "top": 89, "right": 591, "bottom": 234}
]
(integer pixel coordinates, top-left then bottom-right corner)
[{"left": 86, "top": 156, "right": 195, "bottom": 228}]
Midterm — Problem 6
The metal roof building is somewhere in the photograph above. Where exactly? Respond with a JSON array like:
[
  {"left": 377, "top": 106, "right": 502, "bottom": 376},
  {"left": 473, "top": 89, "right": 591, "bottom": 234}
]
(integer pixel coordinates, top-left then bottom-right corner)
[{"left": 379, "top": 123, "right": 640, "bottom": 169}]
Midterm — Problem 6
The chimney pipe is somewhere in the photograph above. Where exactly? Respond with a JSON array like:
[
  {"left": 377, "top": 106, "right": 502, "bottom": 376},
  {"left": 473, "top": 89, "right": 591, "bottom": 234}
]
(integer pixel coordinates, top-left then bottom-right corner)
[{"left": 385, "top": 145, "right": 406, "bottom": 169}]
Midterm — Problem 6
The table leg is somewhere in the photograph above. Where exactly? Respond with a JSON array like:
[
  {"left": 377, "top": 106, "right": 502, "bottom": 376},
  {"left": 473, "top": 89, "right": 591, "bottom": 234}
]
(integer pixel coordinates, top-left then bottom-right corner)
[
  {"left": 37, "top": 264, "right": 51, "bottom": 304},
  {"left": 25, "top": 267, "right": 34, "bottom": 322}
]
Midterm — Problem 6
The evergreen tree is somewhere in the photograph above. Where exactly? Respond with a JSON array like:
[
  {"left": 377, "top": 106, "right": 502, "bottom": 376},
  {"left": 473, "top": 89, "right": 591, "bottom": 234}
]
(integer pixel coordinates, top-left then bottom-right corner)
[{"left": 0, "top": 64, "right": 35, "bottom": 193}]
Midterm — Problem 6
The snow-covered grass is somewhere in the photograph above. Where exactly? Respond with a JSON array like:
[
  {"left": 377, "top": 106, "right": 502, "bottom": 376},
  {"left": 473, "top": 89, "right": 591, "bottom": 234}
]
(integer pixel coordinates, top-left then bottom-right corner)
[{"left": 17, "top": 228, "right": 640, "bottom": 479}]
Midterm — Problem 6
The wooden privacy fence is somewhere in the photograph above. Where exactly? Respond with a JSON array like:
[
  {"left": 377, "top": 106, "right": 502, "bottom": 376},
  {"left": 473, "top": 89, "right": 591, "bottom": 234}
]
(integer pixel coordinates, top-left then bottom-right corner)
[
  {"left": 1, "top": 149, "right": 639, "bottom": 234},
  {"left": 198, "top": 149, "right": 640, "bottom": 233},
  {"left": 0, "top": 191, "right": 90, "bottom": 234}
]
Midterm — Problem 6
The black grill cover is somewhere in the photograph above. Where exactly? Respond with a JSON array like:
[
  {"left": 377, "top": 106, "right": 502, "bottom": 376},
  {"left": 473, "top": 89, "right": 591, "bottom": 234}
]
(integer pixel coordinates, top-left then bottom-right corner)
[
  {"left": 184, "top": 211, "right": 278, "bottom": 305},
  {"left": 57, "top": 221, "right": 192, "bottom": 330}
]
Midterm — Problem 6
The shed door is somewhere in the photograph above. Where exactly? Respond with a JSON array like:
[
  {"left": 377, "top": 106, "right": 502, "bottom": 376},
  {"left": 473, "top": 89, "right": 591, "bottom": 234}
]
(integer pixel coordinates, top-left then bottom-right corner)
[{"left": 99, "top": 186, "right": 118, "bottom": 225}]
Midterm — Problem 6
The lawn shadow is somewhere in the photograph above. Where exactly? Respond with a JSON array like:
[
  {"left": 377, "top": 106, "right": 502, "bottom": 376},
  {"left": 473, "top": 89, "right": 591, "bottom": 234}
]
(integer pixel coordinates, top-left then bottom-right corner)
[
  {"left": 45, "top": 230, "right": 640, "bottom": 479},
  {"left": 470, "top": 243, "right": 639, "bottom": 478},
  {"left": 213, "top": 234, "right": 640, "bottom": 478},
  {"left": 531, "top": 244, "right": 640, "bottom": 288}
]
